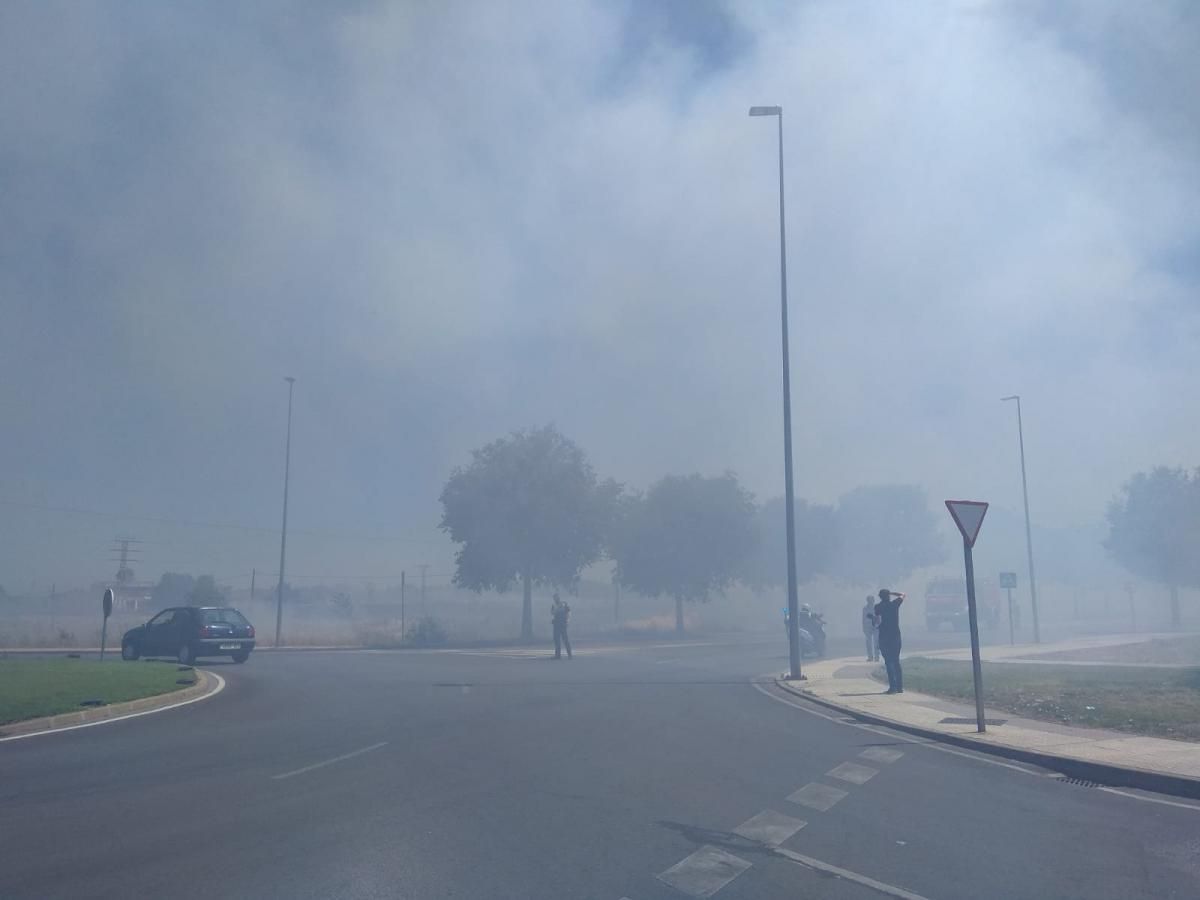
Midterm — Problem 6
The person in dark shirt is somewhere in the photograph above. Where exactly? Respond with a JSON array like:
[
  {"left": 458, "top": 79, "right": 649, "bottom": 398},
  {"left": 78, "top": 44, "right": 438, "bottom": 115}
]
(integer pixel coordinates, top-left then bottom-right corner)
[
  {"left": 875, "top": 589, "right": 906, "bottom": 693},
  {"left": 550, "top": 593, "right": 572, "bottom": 659}
]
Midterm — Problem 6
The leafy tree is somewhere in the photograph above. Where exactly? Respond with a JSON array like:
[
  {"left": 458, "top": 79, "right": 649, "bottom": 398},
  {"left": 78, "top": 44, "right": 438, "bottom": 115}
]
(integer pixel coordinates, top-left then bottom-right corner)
[
  {"left": 1105, "top": 466, "right": 1200, "bottom": 627},
  {"left": 188, "top": 575, "right": 224, "bottom": 606},
  {"left": 152, "top": 572, "right": 195, "bottom": 608},
  {"left": 742, "top": 497, "right": 838, "bottom": 591},
  {"left": 829, "top": 485, "right": 945, "bottom": 586},
  {"left": 612, "top": 473, "right": 757, "bottom": 634},
  {"left": 440, "top": 425, "right": 617, "bottom": 639}
]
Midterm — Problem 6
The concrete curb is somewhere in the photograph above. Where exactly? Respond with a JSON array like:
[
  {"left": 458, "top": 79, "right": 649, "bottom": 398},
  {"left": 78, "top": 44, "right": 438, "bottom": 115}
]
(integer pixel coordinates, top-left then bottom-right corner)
[
  {"left": 0, "top": 668, "right": 223, "bottom": 742},
  {"left": 774, "top": 677, "right": 1200, "bottom": 802}
]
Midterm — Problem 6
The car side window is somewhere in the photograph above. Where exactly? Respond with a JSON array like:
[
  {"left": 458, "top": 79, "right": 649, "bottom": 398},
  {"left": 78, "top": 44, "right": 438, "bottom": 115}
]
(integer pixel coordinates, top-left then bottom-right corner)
[{"left": 148, "top": 610, "right": 175, "bottom": 627}]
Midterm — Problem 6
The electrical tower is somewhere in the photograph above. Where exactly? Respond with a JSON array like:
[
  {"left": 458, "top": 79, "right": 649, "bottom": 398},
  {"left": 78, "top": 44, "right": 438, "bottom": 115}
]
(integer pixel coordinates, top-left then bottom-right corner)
[{"left": 109, "top": 537, "right": 142, "bottom": 585}]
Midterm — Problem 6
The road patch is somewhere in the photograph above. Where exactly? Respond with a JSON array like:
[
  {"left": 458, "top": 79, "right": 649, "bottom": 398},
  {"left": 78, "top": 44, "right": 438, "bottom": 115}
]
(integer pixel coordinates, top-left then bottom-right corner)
[{"left": 656, "top": 845, "right": 751, "bottom": 897}]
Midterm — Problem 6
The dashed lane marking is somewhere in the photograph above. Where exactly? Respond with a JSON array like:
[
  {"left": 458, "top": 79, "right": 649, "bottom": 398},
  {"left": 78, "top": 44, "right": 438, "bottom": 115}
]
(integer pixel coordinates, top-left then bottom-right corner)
[
  {"left": 828, "top": 761, "right": 880, "bottom": 785},
  {"left": 733, "top": 809, "right": 807, "bottom": 848},
  {"left": 656, "top": 845, "right": 752, "bottom": 898},
  {"left": 860, "top": 746, "right": 905, "bottom": 765},
  {"left": 787, "top": 782, "right": 847, "bottom": 811},
  {"left": 271, "top": 741, "right": 388, "bottom": 780}
]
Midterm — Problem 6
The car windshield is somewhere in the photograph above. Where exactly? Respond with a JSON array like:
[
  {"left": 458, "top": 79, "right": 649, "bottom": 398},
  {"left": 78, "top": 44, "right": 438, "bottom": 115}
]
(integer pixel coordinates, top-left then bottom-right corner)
[{"left": 199, "top": 609, "right": 249, "bottom": 627}]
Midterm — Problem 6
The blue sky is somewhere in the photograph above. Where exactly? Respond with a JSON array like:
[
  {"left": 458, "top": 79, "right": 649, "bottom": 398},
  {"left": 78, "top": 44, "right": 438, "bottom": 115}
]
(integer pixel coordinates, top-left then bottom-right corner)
[{"left": 0, "top": 1, "right": 1196, "bottom": 589}]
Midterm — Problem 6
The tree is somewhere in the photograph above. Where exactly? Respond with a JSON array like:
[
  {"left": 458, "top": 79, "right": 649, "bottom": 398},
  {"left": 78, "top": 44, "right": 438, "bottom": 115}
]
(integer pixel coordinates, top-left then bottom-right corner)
[
  {"left": 829, "top": 485, "right": 945, "bottom": 586},
  {"left": 742, "top": 497, "right": 838, "bottom": 592},
  {"left": 152, "top": 572, "right": 195, "bottom": 607},
  {"left": 188, "top": 575, "right": 224, "bottom": 606},
  {"left": 1105, "top": 466, "right": 1200, "bottom": 627},
  {"left": 440, "top": 425, "right": 617, "bottom": 639},
  {"left": 612, "top": 473, "right": 757, "bottom": 633}
]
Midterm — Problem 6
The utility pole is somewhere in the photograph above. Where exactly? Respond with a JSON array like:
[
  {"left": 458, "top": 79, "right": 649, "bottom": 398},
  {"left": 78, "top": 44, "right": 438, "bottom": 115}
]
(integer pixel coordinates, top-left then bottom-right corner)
[
  {"left": 250, "top": 568, "right": 256, "bottom": 605},
  {"left": 275, "top": 376, "right": 296, "bottom": 648},
  {"left": 50, "top": 582, "right": 56, "bottom": 633},
  {"left": 750, "top": 103, "right": 802, "bottom": 681},
  {"left": 1001, "top": 395, "right": 1041, "bottom": 643},
  {"left": 419, "top": 564, "right": 429, "bottom": 614},
  {"left": 400, "top": 571, "right": 406, "bottom": 639}
]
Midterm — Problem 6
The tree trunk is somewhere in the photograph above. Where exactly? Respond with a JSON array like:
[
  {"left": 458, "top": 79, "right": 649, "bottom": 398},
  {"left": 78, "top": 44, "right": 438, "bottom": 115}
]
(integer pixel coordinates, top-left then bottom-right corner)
[
  {"left": 521, "top": 571, "right": 533, "bottom": 640},
  {"left": 675, "top": 597, "right": 684, "bottom": 635},
  {"left": 1170, "top": 584, "right": 1181, "bottom": 629}
]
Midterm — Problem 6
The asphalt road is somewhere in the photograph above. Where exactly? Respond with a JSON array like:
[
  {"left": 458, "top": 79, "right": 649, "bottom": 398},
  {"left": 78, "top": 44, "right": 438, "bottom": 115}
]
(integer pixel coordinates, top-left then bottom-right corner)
[{"left": 2, "top": 635, "right": 1197, "bottom": 899}]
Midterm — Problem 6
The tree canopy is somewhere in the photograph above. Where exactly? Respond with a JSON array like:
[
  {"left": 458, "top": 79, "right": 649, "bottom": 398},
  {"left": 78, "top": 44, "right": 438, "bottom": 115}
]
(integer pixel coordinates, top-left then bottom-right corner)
[
  {"left": 828, "top": 484, "right": 945, "bottom": 587},
  {"left": 742, "top": 496, "right": 838, "bottom": 592},
  {"left": 611, "top": 472, "right": 756, "bottom": 633},
  {"left": 440, "top": 425, "right": 617, "bottom": 638},
  {"left": 1105, "top": 466, "right": 1200, "bottom": 626}
]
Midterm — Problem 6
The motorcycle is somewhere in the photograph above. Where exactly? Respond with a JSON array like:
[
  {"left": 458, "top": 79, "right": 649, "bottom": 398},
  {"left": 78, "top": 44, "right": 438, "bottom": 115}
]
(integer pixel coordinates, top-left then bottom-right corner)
[{"left": 782, "top": 608, "right": 827, "bottom": 658}]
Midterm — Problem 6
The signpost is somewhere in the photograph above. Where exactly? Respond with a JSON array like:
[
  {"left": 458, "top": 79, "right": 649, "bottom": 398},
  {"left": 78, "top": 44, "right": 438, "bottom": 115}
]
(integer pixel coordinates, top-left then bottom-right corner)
[
  {"left": 999, "top": 571, "right": 1017, "bottom": 645},
  {"left": 946, "top": 500, "right": 989, "bottom": 733},
  {"left": 100, "top": 587, "right": 114, "bottom": 661}
]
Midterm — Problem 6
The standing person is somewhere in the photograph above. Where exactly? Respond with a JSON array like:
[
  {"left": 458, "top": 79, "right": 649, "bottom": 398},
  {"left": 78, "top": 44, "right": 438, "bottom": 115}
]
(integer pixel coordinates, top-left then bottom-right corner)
[
  {"left": 862, "top": 596, "right": 880, "bottom": 662},
  {"left": 550, "top": 593, "right": 572, "bottom": 660},
  {"left": 875, "top": 589, "right": 905, "bottom": 693}
]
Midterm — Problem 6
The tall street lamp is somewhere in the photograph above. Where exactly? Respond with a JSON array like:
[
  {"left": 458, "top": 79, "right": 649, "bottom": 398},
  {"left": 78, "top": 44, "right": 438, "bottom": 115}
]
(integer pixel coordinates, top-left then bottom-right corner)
[
  {"left": 1001, "top": 394, "right": 1040, "bottom": 643},
  {"left": 275, "top": 376, "right": 296, "bottom": 648},
  {"left": 750, "top": 104, "right": 802, "bottom": 681}
]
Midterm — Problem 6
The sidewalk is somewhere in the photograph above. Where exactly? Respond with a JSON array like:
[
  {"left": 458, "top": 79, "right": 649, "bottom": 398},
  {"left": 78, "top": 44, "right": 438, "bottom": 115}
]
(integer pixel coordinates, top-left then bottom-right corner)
[{"left": 778, "top": 636, "right": 1200, "bottom": 799}]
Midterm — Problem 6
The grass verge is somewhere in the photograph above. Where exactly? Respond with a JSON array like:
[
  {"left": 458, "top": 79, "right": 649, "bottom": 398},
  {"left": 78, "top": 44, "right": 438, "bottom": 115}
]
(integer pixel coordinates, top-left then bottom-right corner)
[
  {"left": 1017, "top": 635, "right": 1200, "bottom": 666},
  {"left": 901, "top": 657, "right": 1200, "bottom": 743},
  {"left": 0, "top": 657, "right": 192, "bottom": 726}
]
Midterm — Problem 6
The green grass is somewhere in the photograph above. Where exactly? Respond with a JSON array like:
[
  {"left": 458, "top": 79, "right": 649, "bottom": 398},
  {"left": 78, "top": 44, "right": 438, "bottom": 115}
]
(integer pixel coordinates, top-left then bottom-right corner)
[
  {"left": 1019, "top": 636, "right": 1200, "bottom": 666},
  {"left": 900, "top": 657, "right": 1200, "bottom": 743},
  {"left": 0, "top": 657, "right": 192, "bottom": 726}
]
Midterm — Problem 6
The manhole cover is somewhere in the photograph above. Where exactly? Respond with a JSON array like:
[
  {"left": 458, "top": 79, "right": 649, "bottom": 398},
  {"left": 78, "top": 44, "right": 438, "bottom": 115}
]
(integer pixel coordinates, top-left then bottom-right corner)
[{"left": 939, "top": 716, "right": 1008, "bottom": 726}]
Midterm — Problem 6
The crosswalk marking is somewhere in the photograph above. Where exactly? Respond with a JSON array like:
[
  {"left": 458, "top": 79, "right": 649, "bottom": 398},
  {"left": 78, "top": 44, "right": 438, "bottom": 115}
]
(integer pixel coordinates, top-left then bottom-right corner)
[
  {"left": 656, "top": 845, "right": 752, "bottom": 898},
  {"left": 827, "top": 761, "right": 879, "bottom": 785},
  {"left": 859, "top": 746, "right": 904, "bottom": 764},
  {"left": 787, "top": 782, "right": 848, "bottom": 811},
  {"left": 733, "top": 809, "right": 807, "bottom": 847}
]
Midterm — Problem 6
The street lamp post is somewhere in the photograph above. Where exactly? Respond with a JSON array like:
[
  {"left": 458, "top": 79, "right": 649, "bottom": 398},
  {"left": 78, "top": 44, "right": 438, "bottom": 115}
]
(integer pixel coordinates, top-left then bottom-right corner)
[
  {"left": 1001, "top": 395, "right": 1040, "bottom": 643},
  {"left": 750, "top": 104, "right": 802, "bottom": 681},
  {"left": 275, "top": 376, "right": 296, "bottom": 648}
]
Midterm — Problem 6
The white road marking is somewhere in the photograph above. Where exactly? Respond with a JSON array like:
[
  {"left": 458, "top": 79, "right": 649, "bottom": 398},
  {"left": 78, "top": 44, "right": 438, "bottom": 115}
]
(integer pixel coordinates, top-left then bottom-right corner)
[
  {"left": 787, "top": 782, "right": 848, "bottom": 811},
  {"left": 752, "top": 678, "right": 1200, "bottom": 812},
  {"left": 860, "top": 746, "right": 905, "bottom": 765},
  {"left": 775, "top": 846, "right": 933, "bottom": 900},
  {"left": 271, "top": 741, "right": 388, "bottom": 780},
  {"left": 656, "top": 845, "right": 751, "bottom": 898},
  {"left": 0, "top": 671, "right": 226, "bottom": 744},
  {"left": 733, "top": 809, "right": 806, "bottom": 847},
  {"left": 828, "top": 761, "right": 880, "bottom": 785}
]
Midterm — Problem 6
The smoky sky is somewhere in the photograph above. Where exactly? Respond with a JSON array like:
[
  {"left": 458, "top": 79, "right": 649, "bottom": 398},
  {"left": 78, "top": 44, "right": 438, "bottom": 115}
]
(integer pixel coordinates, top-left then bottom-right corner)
[{"left": 1, "top": 1, "right": 1197, "bottom": 589}]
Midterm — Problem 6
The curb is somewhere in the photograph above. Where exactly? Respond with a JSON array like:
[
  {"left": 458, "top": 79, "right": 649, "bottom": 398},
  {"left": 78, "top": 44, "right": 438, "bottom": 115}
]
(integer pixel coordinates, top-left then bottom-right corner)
[
  {"left": 774, "top": 678, "right": 1200, "bottom": 801},
  {"left": 0, "top": 668, "right": 224, "bottom": 742}
]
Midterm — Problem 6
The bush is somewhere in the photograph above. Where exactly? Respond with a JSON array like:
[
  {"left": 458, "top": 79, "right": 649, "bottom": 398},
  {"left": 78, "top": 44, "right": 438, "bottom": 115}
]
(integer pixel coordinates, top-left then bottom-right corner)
[{"left": 406, "top": 617, "right": 447, "bottom": 648}]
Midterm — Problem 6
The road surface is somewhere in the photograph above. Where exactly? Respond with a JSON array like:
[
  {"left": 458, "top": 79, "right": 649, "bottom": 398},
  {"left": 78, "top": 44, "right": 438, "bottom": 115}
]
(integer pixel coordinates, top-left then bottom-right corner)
[{"left": 2, "top": 636, "right": 1197, "bottom": 899}]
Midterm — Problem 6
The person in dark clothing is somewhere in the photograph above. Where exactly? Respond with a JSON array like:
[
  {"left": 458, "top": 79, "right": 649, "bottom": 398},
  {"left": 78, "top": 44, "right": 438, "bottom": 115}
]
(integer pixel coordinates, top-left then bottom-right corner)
[
  {"left": 551, "top": 593, "right": 572, "bottom": 659},
  {"left": 875, "top": 588, "right": 906, "bottom": 693}
]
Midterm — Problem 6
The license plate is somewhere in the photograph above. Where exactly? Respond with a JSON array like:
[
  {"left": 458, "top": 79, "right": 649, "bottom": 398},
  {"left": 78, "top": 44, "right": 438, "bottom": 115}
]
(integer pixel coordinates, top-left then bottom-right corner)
[{"left": 219, "top": 643, "right": 240, "bottom": 650}]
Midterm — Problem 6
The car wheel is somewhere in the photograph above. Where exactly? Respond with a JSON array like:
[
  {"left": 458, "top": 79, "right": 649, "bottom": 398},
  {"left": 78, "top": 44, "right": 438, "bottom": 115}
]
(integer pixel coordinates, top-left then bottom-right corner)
[
  {"left": 231, "top": 651, "right": 249, "bottom": 664},
  {"left": 177, "top": 642, "right": 196, "bottom": 665},
  {"left": 121, "top": 640, "right": 140, "bottom": 661}
]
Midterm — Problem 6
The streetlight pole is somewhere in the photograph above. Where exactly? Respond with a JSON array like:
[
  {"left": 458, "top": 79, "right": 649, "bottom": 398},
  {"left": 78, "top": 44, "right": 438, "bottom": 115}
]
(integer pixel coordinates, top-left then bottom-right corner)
[
  {"left": 751, "top": 104, "right": 802, "bottom": 681},
  {"left": 275, "top": 376, "right": 296, "bottom": 648},
  {"left": 1001, "top": 395, "right": 1040, "bottom": 643}
]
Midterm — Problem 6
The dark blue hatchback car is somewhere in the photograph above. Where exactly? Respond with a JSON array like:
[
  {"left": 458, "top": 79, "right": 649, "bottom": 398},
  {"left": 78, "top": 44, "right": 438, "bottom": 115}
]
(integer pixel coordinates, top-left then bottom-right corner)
[{"left": 121, "top": 606, "right": 256, "bottom": 665}]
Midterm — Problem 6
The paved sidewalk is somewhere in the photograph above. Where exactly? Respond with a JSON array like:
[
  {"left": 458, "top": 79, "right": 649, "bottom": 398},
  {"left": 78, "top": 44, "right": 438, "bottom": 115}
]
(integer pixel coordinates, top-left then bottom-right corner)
[{"left": 779, "top": 637, "right": 1200, "bottom": 797}]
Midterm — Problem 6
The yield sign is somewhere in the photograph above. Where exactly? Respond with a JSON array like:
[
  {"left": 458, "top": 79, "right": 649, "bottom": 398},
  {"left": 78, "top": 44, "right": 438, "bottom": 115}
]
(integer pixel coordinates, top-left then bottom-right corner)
[{"left": 946, "top": 500, "right": 988, "bottom": 548}]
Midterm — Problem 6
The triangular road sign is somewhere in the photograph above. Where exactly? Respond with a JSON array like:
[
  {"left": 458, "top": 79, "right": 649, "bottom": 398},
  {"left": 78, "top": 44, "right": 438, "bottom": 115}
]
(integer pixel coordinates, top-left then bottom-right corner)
[{"left": 946, "top": 500, "right": 988, "bottom": 548}]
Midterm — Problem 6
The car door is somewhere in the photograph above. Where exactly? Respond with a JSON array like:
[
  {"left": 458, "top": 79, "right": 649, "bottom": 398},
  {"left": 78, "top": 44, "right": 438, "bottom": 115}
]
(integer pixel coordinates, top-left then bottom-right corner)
[{"left": 143, "top": 609, "right": 178, "bottom": 655}]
